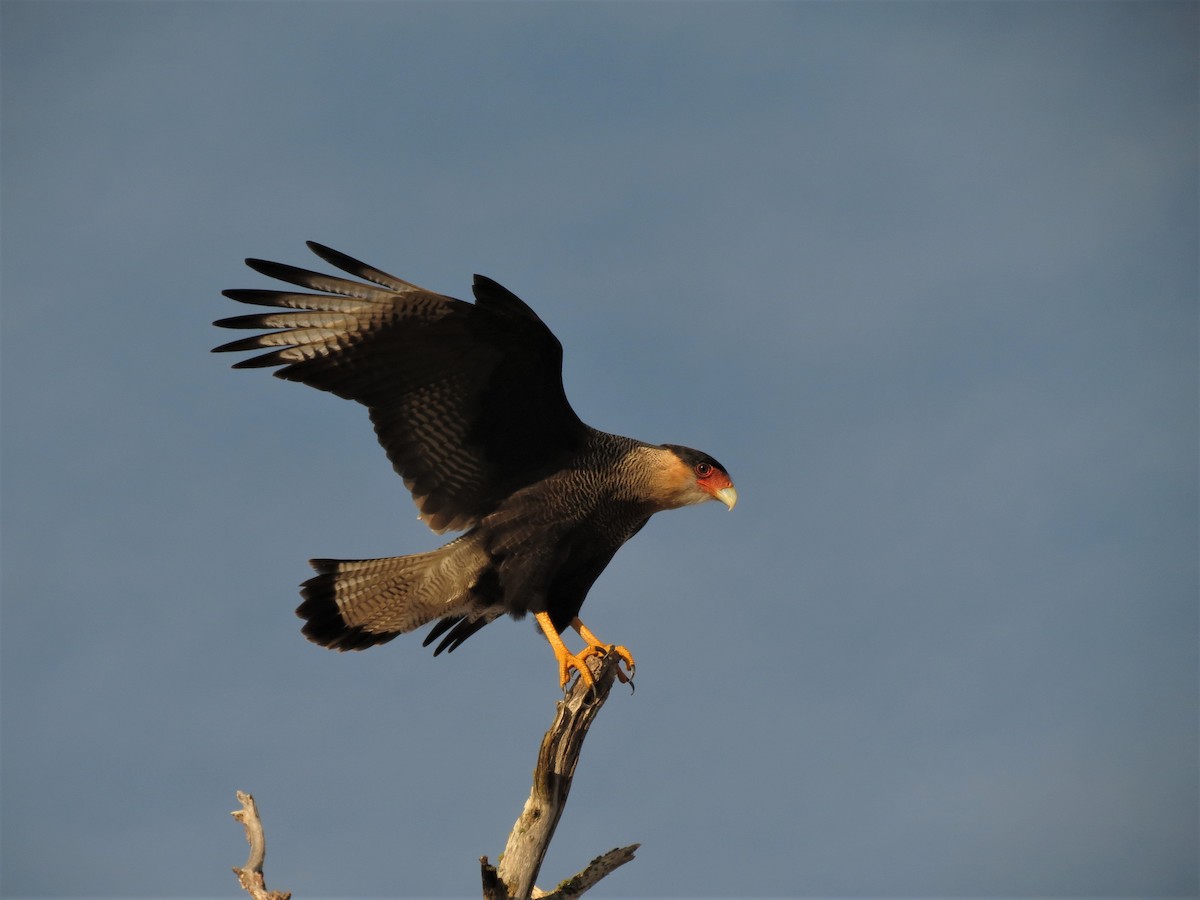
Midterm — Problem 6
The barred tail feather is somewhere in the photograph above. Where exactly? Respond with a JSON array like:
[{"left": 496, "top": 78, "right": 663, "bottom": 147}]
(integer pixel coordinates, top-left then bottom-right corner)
[{"left": 296, "top": 542, "right": 487, "bottom": 651}]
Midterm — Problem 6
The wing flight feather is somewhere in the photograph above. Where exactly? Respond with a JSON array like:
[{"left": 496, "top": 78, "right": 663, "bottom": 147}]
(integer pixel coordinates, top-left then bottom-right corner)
[{"left": 214, "top": 243, "right": 587, "bottom": 532}]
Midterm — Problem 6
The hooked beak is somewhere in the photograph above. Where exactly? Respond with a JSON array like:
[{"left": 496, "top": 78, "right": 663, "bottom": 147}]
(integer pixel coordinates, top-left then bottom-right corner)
[{"left": 714, "top": 486, "right": 738, "bottom": 511}]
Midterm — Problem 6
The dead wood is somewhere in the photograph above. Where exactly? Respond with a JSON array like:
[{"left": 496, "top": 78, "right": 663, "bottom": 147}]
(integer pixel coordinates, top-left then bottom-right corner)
[
  {"left": 231, "top": 791, "right": 291, "bottom": 900},
  {"left": 483, "top": 652, "right": 638, "bottom": 899}
]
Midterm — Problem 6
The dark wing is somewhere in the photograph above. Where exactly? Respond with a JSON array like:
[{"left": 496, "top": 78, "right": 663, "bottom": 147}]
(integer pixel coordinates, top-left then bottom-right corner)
[{"left": 214, "top": 242, "right": 587, "bottom": 533}]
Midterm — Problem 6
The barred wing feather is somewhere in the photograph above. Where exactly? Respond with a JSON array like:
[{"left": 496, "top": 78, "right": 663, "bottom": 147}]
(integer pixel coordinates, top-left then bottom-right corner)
[{"left": 214, "top": 242, "right": 587, "bottom": 533}]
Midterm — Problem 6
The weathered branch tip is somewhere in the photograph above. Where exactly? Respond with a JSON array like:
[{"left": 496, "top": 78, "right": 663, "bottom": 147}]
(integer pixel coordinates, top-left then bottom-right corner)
[{"left": 231, "top": 791, "right": 291, "bottom": 900}]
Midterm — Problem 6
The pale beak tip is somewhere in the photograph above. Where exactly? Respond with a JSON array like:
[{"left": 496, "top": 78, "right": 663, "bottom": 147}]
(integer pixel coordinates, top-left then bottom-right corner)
[{"left": 715, "top": 486, "right": 738, "bottom": 511}]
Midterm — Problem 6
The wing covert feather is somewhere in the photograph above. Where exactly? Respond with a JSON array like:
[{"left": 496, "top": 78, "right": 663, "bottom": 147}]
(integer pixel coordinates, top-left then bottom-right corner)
[{"left": 214, "top": 243, "right": 587, "bottom": 532}]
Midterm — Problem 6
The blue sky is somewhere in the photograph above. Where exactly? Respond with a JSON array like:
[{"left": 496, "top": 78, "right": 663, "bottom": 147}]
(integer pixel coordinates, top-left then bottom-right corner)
[{"left": 2, "top": 2, "right": 1196, "bottom": 898}]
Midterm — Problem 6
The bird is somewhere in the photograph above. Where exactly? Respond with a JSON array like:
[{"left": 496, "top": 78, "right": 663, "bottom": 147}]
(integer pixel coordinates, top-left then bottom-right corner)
[{"left": 213, "top": 242, "right": 736, "bottom": 689}]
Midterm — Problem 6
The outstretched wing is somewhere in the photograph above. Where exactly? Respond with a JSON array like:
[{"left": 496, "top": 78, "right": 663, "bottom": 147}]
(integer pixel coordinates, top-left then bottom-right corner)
[{"left": 214, "top": 242, "right": 587, "bottom": 533}]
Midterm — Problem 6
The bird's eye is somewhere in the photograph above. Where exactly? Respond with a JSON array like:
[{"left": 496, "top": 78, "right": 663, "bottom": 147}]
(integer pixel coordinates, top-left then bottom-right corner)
[{"left": 694, "top": 462, "right": 713, "bottom": 478}]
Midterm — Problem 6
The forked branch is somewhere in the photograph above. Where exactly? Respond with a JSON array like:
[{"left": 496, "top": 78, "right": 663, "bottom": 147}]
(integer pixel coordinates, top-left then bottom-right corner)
[
  {"left": 481, "top": 653, "right": 638, "bottom": 899},
  {"left": 227, "top": 654, "right": 636, "bottom": 899}
]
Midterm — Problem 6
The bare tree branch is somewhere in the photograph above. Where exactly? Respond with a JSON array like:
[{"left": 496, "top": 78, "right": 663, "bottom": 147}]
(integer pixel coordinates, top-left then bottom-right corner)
[
  {"left": 231, "top": 791, "right": 291, "bottom": 900},
  {"left": 482, "top": 842, "right": 640, "bottom": 900},
  {"left": 228, "top": 654, "right": 636, "bottom": 899},
  {"left": 537, "top": 843, "right": 641, "bottom": 899},
  {"left": 483, "top": 653, "right": 637, "bottom": 900}
]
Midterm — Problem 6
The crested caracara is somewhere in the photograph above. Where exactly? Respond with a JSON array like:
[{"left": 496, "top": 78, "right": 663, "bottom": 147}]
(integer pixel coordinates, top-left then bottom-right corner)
[{"left": 214, "top": 243, "right": 736, "bottom": 689}]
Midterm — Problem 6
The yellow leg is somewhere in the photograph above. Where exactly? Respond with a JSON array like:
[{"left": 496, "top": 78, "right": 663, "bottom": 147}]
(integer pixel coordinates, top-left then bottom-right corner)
[
  {"left": 535, "top": 611, "right": 595, "bottom": 690},
  {"left": 571, "top": 617, "right": 635, "bottom": 683}
]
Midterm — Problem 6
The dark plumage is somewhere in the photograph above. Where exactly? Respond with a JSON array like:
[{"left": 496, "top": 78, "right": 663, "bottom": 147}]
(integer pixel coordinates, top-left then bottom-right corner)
[{"left": 214, "top": 242, "right": 736, "bottom": 687}]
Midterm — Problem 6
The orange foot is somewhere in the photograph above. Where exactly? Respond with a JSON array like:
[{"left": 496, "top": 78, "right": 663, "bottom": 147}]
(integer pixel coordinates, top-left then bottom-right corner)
[
  {"left": 572, "top": 618, "right": 635, "bottom": 685},
  {"left": 535, "top": 611, "right": 597, "bottom": 690}
]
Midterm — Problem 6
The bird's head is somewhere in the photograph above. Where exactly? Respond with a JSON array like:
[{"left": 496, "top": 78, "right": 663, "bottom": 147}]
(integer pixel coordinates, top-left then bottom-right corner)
[{"left": 655, "top": 444, "right": 737, "bottom": 511}]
